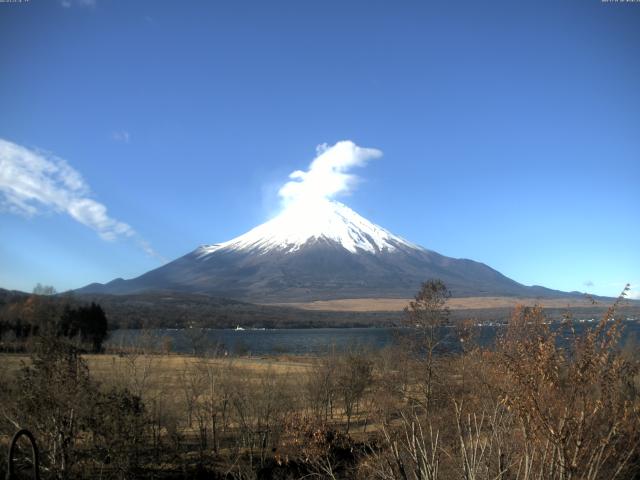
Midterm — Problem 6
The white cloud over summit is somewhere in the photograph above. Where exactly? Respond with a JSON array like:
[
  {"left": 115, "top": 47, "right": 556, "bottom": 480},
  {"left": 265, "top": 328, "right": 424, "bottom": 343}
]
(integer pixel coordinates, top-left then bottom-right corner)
[
  {"left": 278, "top": 140, "right": 382, "bottom": 209},
  {"left": 0, "top": 138, "right": 157, "bottom": 256}
]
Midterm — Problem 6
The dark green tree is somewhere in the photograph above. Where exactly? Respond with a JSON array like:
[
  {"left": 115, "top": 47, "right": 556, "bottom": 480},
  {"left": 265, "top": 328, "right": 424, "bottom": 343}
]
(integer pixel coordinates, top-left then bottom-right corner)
[{"left": 58, "top": 302, "right": 108, "bottom": 352}]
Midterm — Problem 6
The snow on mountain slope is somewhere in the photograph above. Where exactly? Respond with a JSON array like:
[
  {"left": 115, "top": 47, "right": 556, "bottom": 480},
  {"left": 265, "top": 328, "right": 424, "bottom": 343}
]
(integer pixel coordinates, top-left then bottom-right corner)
[
  {"left": 76, "top": 199, "right": 576, "bottom": 302},
  {"left": 196, "top": 199, "right": 417, "bottom": 256}
]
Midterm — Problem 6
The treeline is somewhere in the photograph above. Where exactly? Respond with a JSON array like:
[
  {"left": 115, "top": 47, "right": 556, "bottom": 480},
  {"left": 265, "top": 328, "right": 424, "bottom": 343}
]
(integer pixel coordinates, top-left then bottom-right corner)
[
  {"left": 0, "top": 292, "right": 108, "bottom": 352},
  {"left": 64, "top": 292, "right": 640, "bottom": 329},
  {"left": 2, "top": 287, "right": 638, "bottom": 332},
  {"left": 74, "top": 291, "right": 404, "bottom": 329},
  {"left": 0, "top": 288, "right": 404, "bottom": 330},
  {"left": 0, "top": 281, "right": 638, "bottom": 479}
]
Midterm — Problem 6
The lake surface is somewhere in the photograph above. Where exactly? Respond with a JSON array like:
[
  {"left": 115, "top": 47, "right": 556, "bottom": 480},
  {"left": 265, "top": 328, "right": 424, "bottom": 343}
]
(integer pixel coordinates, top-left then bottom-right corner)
[
  {"left": 107, "top": 320, "right": 640, "bottom": 356},
  {"left": 107, "top": 327, "right": 403, "bottom": 355}
]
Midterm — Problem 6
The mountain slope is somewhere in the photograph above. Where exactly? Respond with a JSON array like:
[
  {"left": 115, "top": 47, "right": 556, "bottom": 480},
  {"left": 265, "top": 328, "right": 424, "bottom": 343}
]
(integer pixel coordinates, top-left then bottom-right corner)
[{"left": 78, "top": 200, "right": 573, "bottom": 301}]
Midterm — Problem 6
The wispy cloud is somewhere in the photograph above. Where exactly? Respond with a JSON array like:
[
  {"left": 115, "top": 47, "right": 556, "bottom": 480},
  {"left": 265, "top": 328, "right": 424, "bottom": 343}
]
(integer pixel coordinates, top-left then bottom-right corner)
[
  {"left": 583, "top": 280, "right": 594, "bottom": 288},
  {"left": 111, "top": 130, "right": 131, "bottom": 144},
  {"left": 60, "top": 0, "right": 96, "bottom": 8},
  {"left": 0, "top": 138, "right": 159, "bottom": 257},
  {"left": 278, "top": 140, "right": 382, "bottom": 208}
]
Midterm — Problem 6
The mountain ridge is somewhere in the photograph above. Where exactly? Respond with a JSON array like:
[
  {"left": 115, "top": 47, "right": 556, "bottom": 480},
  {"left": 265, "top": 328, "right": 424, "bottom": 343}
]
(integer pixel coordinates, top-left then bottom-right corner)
[{"left": 77, "top": 200, "right": 583, "bottom": 302}]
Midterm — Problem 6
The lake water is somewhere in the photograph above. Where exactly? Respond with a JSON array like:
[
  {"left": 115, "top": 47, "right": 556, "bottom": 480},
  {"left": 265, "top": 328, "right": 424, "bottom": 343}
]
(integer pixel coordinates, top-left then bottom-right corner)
[
  {"left": 107, "top": 327, "right": 403, "bottom": 355},
  {"left": 107, "top": 320, "right": 640, "bottom": 356}
]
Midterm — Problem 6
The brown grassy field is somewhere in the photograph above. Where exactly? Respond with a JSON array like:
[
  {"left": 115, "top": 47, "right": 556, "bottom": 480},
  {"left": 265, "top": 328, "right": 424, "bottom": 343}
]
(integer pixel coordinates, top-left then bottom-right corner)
[
  {"left": 0, "top": 353, "right": 312, "bottom": 392},
  {"left": 268, "top": 295, "right": 605, "bottom": 312}
]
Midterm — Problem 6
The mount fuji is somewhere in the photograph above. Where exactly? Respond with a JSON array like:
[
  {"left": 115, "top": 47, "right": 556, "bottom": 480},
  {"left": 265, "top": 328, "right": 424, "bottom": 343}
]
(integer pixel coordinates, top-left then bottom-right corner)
[{"left": 78, "top": 199, "right": 569, "bottom": 302}]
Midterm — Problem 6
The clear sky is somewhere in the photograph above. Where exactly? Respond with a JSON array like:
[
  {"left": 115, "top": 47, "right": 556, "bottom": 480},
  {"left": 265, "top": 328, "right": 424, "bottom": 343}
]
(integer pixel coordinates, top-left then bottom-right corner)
[{"left": 1, "top": 0, "right": 639, "bottom": 298}]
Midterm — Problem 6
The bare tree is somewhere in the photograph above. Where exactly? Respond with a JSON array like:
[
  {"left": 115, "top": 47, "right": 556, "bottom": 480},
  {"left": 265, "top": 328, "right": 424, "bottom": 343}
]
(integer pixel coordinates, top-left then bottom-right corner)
[
  {"left": 404, "top": 279, "right": 451, "bottom": 411},
  {"left": 32, "top": 283, "right": 57, "bottom": 296},
  {"left": 364, "top": 409, "right": 440, "bottom": 480},
  {"left": 493, "top": 287, "right": 640, "bottom": 479},
  {"left": 306, "top": 350, "right": 339, "bottom": 422},
  {"left": 336, "top": 349, "right": 373, "bottom": 434},
  {"left": 12, "top": 338, "right": 96, "bottom": 478}
]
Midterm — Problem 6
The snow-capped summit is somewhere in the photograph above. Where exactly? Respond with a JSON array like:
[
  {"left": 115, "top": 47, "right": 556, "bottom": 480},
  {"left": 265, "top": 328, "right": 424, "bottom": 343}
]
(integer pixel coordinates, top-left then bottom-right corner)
[{"left": 197, "top": 199, "right": 416, "bottom": 256}]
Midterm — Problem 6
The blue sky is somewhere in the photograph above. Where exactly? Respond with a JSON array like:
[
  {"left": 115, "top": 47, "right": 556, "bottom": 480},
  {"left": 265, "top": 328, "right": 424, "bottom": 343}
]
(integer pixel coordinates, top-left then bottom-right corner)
[{"left": 1, "top": 0, "right": 638, "bottom": 298}]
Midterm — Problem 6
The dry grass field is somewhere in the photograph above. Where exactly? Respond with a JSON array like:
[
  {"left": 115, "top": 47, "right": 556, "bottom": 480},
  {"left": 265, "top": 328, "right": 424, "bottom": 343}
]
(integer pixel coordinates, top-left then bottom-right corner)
[
  {"left": 269, "top": 295, "right": 603, "bottom": 312},
  {"left": 0, "top": 352, "right": 313, "bottom": 384}
]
